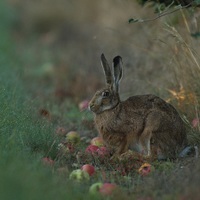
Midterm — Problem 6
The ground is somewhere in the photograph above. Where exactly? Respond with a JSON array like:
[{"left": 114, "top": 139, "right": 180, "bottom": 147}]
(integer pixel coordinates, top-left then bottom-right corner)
[{"left": 1, "top": 0, "right": 200, "bottom": 199}]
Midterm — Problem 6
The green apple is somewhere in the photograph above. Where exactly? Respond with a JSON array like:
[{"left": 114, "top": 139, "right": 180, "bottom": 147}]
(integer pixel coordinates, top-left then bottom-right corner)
[
  {"left": 66, "top": 131, "right": 80, "bottom": 144},
  {"left": 90, "top": 137, "right": 104, "bottom": 147},
  {"left": 69, "top": 169, "right": 90, "bottom": 182},
  {"left": 89, "top": 182, "right": 103, "bottom": 196}
]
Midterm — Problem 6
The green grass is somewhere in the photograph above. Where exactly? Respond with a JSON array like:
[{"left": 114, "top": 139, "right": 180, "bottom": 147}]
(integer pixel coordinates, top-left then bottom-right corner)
[
  {"left": 0, "top": 2, "right": 97, "bottom": 200},
  {"left": 2, "top": 1, "right": 200, "bottom": 200}
]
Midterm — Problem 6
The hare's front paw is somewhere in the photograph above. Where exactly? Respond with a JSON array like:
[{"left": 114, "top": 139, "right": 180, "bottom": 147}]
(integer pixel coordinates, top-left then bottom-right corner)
[
  {"left": 109, "top": 150, "right": 133, "bottom": 162},
  {"left": 119, "top": 150, "right": 144, "bottom": 161}
]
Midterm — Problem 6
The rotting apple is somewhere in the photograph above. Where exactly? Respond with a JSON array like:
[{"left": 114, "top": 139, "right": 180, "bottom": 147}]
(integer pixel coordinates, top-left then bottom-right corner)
[
  {"left": 58, "top": 143, "right": 75, "bottom": 154},
  {"left": 91, "top": 137, "right": 104, "bottom": 147},
  {"left": 66, "top": 131, "right": 80, "bottom": 144},
  {"left": 69, "top": 169, "right": 90, "bottom": 182},
  {"left": 97, "top": 146, "right": 109, "bottom": 157},
  {"left": 138, "top": 163, "right": 152, "bottom": 176},
  {"left": 85, "top": 145, "right": 99, "bottom": 155},
  {"left": 81, "top": 164, "right": 95, "bottom": 176}
]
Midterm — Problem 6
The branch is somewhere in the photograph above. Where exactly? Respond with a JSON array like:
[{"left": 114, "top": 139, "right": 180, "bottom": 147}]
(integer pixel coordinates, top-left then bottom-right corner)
[{"left": 129, "top": 2, "right": 193, "bottom": 24}]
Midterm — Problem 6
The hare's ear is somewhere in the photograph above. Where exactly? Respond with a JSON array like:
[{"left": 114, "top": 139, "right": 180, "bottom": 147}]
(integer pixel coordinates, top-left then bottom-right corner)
[
  {"left": 101, "top": 54, "right": 113, "bottom": 86},
  {"left": 112, "top": 55, "right": 123, "bottom": 93}
]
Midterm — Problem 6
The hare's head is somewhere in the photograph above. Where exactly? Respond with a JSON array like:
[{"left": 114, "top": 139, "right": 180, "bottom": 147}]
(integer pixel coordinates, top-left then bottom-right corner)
[{"left": 89, "top": 54, "right": 123, "bottom": 114}]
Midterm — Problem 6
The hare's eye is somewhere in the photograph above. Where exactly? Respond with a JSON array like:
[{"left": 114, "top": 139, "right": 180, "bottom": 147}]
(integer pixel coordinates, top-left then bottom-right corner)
[{"left": 102, "top": 91, "right": 110, "bottom": 97}]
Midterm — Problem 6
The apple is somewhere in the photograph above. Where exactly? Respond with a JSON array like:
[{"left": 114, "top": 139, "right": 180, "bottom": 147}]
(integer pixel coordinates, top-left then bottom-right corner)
[
  {"left": 85, "top": 145, "right": 99, "bottom": 155},
  {"left": 69, "top": 169, "right": 90, "bottom": 182},
  {"left": 81, "top": 164, "right": 95, "bottom": 176},
  {"left": 66, "top": 131, "right": 80, "bottom": 144},
  {"left": 138, "top": 163, "right": 152, "bottom": 176},
  {"left": 78, "top": 100, "right": 89, "bottom": 111},
  {"left": 58, "top": 143, "right": 75, "bottom": 154},
  {"left": 91, "top": 137, "right": 104, "bottom": 147},
  {"left": 66, "top": 143, "right": 75, "bottom": 153},
  {"left": 192, "top": 118, "right": 199, "bottom": 128},
  {"left": 89, "top": 182, "right": 103, "bottom": 196},
  {"left": 97, "top": 147, "right": 109, "bottom": 157},
  {"left": 99, "top": 183, "right": 117, "bottom": 196},
  {"left": 42, "top": 157, "right": 54, "bottom": 166}
]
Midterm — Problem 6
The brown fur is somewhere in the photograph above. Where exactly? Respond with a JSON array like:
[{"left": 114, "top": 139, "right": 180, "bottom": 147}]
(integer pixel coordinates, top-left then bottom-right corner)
[{"left": 89, "top": 54, "right": 187, "bottom": 159}]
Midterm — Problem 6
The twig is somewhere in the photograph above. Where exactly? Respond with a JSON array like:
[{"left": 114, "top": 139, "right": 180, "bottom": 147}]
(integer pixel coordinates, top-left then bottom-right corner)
[{"left": 129, "top": 2, "right": 193, "bottom": 23}]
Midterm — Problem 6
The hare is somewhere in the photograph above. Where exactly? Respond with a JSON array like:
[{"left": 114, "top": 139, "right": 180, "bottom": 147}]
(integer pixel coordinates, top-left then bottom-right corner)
[{"left": 89, "top": 54, "right": 188, "bottom": 159}]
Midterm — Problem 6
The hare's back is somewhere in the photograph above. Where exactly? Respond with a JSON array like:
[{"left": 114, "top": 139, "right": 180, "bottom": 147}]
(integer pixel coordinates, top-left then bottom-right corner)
[{"left": 125, "top": 94, "right": 178, "bottom": 115}]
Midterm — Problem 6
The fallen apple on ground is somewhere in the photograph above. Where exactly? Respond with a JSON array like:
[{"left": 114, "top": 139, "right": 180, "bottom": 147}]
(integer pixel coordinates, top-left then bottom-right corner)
[
  {"left": 89, "top": 182, "right": 103, "bottom": 196},
  {"left": 58, "top": 143, "right": 75, "bottom": 154},
  {"left": 78, "top": 100, "right": 89, "bottom": 111},
  {"left": 91, "top": 137, "right": 104, "bottom": 147},
  {"left": 81, "top": 164, "right": 95, "bottom": 176},
  {"left": 85, "top": 144, "right": 99, "bottom": 155},
  {"left": 66, "top": 131, "right": 80, "bottom": 144},
  {"left": 69, "top": 169, "right": 90, "bottom": 182},
  {"left": 99, "top": 183, "right": 117, "bottom": 196},
  {"left": 97, "top": 146, "right": 109, "bottom": 157},
  {"left": 138, "top": 163, "right": 152, "bottom": 176},
  {"left": 192, "top": 118, "right": 200, "bottom": 128}
]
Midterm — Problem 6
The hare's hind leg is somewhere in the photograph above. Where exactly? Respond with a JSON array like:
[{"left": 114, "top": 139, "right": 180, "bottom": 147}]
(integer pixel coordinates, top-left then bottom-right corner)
[
  {"left": 139, "top": 129, "right": 152, "bottom": 157},
  {"left": 110, "top": 135, "right": 129, "bottom": 160},
  {"left": 116, "top": 137, "right": 129, "bottom": 155}
]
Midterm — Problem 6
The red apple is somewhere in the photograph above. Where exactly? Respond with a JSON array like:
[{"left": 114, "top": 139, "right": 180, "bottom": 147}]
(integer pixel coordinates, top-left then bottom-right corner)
[
  {"left": 91, "top": 137, "right": 104, "bottom": 147},
  {"left": 99, "top": 183, "right": 117, "bottom": 196},
  {"left": 192, "top": 118, "right": 200, "bottom": 128},
  {"left": 42, "top": 157, "right": 54, "bottom": 166},
  {"left": 97, "top": 147, "right": 109, "bottom": 157},
  {"left": 81, "top": 164, "right": 95, "bottom": 176},
  {"left": 78, "top": 100, "right": 89, "bottom": 111},
  {"left": 85, "top": 145, "right": 99, "bottom": 155},
  {"left": 66, "top": 131, "right": 80, "bottom": 144}
]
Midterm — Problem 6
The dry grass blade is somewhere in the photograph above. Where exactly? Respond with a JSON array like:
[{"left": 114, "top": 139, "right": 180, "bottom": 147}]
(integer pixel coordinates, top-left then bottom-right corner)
[{"left": 164, "top": 23, "right": 200, "bottom": 143}]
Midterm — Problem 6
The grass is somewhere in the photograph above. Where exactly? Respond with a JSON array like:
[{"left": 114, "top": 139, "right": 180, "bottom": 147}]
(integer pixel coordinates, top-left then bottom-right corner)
[
  {"left": 0, "top": 2, "right": 97, "bottom": 200},
  {"left": 2, "top": 0, "right": 200, "bottom": 199}
]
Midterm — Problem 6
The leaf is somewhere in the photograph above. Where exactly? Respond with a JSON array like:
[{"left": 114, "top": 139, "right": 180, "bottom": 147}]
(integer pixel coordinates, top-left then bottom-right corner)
[{"left": 128, "top": 18, "right": 139, "bottom": 23}]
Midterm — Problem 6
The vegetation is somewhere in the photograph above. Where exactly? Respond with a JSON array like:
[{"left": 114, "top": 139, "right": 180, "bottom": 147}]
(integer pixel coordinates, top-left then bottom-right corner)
[{"left": 1, "top": 0, "right": 200, "bottom": 199}]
